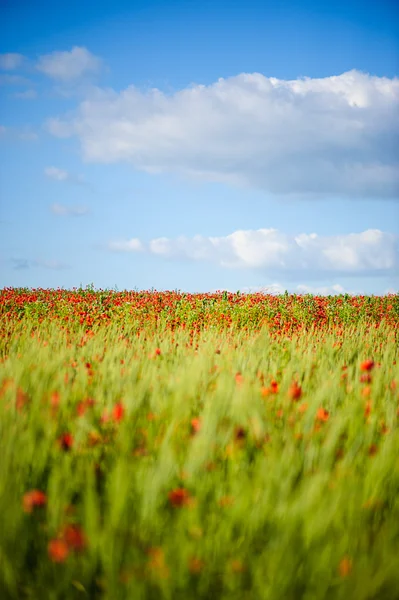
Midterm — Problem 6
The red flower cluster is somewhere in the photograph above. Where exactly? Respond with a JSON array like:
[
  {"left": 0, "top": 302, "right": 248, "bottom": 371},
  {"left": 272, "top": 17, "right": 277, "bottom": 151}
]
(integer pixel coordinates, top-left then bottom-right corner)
[
  {"left": 48, "top": 524, "right": 87, "bottom": 563},
  {"left": 23, "top": 490, "right": 47, "bottom": 513},
  {"left": 1, "top": 288, "right": 397, "bottom": 335},
  {"left": 101, "top": 402, "right": 125, "bottom": 423}
]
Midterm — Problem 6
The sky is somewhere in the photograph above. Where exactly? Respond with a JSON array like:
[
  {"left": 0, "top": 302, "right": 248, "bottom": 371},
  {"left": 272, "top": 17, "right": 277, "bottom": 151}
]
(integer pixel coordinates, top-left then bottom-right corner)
[{"left": 0, "top": 0, "right": 398, "bottom": 294}]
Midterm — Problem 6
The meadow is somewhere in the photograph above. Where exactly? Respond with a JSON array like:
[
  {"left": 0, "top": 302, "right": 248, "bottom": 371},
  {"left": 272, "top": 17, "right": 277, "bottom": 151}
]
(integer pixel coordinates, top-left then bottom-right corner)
[{"left": 0, "top": 288, "right": 398, "bottom": 600}]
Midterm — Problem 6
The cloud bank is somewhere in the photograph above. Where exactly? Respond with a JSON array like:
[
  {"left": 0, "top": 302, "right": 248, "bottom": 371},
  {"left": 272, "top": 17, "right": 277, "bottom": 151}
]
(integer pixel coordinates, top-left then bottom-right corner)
[
  {"left": 239, "top": 283, "right": 350, "bottom": 295},
  {"left": 107, "top": 228, "right": 398, "bottom": 275},
  {"left": 48, "top": 70, "right": 399, "bottom": 198}
]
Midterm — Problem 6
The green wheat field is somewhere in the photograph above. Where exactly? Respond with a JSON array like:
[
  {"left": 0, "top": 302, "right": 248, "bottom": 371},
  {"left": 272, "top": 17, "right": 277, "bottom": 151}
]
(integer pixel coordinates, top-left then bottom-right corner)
[{"left": 1, "top": 289, "right": 398, "bottom": 600}]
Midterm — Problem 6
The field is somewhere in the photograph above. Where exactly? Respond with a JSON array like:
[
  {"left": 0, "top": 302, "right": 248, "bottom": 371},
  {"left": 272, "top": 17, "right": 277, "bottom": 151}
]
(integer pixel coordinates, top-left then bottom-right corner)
[{"left": 1, "top": 288, "right": 398, "bottom": 600}]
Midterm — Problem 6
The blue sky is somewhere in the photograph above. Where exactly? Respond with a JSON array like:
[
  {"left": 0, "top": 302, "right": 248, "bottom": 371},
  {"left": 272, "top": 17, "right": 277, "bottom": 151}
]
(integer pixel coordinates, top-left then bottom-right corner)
[{"left": 1, "top": 0, "right": 398, "bottom": 294}]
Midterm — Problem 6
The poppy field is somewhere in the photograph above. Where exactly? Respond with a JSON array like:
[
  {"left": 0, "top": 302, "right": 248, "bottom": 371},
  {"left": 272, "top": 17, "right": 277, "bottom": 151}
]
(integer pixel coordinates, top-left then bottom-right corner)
[{"left": 0, "top": 288, "right": 398, "bottom": 600}]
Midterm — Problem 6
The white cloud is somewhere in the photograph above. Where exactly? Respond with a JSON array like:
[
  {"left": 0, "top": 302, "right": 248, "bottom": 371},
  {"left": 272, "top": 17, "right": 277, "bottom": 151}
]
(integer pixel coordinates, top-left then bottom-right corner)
[
  {"left": 107, "top": 228, "right": 398, "bottom": 275},
  {"left": 295, "top": 283, "right": 347, "bottom": 295},
  {"left": 108, "top": 238, "right": 143, "bottom": 252},
  {"left": 45, "top": 166, "right": 69, "bottom": 181},
  {"left": 241, "top": 284, "right": 287, "bottom": 295},
  {"left": 0, "top": 53, "right": 25, "bottom": 70},
  {"left": 47, "top": 70, "right": 399, "bottom": 198},
  {"left": 51, "top": 203, "right": 89, "bottom": 217},
  {"left": 14, "top": 89, "right": 37, "bottom": 100},
  {"left": 239, "top": 283, "right": 354, "bottom": 295},
  {"left": 36, "top": 46, "right": 102, "bottom": 81},
  {"left": 44, "top": 166, "right": 85, "bottom": 184}
]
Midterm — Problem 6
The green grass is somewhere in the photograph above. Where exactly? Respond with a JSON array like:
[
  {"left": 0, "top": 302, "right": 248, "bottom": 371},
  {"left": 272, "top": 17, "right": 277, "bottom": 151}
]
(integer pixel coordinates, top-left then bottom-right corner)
[{"left": 0, "top": 309, "right": 398, "bottom": 599}]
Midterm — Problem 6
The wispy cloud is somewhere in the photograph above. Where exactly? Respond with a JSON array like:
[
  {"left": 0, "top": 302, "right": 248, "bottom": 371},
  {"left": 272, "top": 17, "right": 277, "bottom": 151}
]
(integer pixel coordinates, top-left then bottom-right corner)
[
  {"left": 44, "top": 166, "right": 70, "bottom": 181},
  {"left": 107, "top": 228, "right": 398, "bottom": 276},
  {"left": 0, "top": 53, "right": 25, "bottom": 70},
  {"left": 0, "top": 74, "right": 32, "bottom": 86},
  {"left": 0, "top": 125, "right": 38, "bottom": 141},
  {"left": 51, "top": 203, "right": 89, "bottom": 217},
  {"left": 18, "top": 129, "right": 38, "bottom": 141},
  {"left": 47, "top": 70, "right": 399, "bottom": 199},
  {"left": 11, "top": 258, "right": 70, "bottom": 270},
  {"left": 36, "top": 46, "right": 102, "bottom": 82},
  {"left": 14, "top": 89, "right": 37, "bottom": 100},
  {"left": 44, "top": 166, "right": 85, "bottom": 185}
]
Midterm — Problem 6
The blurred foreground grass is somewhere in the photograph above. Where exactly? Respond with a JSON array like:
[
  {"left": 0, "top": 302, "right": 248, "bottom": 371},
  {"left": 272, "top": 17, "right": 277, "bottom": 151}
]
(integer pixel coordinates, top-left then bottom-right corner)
[{"left": 0, "top": 296, "right": 398, "bottom": 599}]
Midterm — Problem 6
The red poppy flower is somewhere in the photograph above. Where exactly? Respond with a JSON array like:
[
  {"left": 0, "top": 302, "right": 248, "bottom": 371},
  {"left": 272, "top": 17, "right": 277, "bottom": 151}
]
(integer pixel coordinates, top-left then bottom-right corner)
[
  {"left": 112, "top": 402, "right": 125, "bottom": 422},
  {"left": 364, "top": 400, "right": 372, "bottom": 418},
  {"left": 339, "top": 557, "right": 352, "bottom": 577},
  {"left": 63, "top": 525, "right": 86, "bottom": 552},
  {"left": 234, "top": 426, "right": 246, "bottom": 440},
  {"left": 362, "top": 386, "right": 371, "bottom": 398},
  {"left": 380, "top": 422, "right": 389, "bottom": 435},
  {"left": 235, "top": 372, "right": 243, "bottom": 385},
  {"left": 368, "top": 444, "right": 378, "bottom": 456},
  {"left": 191, "top": 417, "right": 201, "bottom": 434},
  {"left": 288, "top": 382, "right": 302, "bottom": 401},
  {"left": 360, "top": 359, "right": 375, "bottom": 372},
  {"left": 48, "top": 539, "right": 69, "bottom": 563},
  {"left": 168, "top": 487, "right": 191, "bottom": 507},
  {"left": 58, "top": 432, "right": 74, "bottom": 451},
  {"left": 360, "top": 373, "right": 372, "bottom": 383},
  {"left": 270, "top": 379, "right": 279, "bottom": 393},
  {"left": 316, "top": 408, "right": 329, "bottom": 422},
  {"left": 23, "top": 489, "right": 47, "bottom": 513},
  {"left": 50, "top": 391, "right": 61, "bottom": 408}
]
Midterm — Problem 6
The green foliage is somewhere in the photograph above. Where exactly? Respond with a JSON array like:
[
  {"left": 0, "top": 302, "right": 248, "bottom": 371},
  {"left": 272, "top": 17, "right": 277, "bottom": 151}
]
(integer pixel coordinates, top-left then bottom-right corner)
[{"left": 0, "top": 291, "right": 398, "bottom": 599}]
